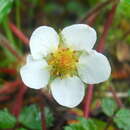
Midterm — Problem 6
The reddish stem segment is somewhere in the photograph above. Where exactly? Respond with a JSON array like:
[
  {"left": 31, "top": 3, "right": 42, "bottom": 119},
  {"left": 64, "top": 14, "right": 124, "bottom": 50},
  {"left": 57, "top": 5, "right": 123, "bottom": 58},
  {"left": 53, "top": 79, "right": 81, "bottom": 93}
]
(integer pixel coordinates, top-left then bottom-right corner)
[
  {"left": 0, "top": 34, "right": 22, "bottom": 60},
  {"left": 87, "top": 12, "right": 99, "bottom": 26},
  {"left": 39, "top": 92, "right": 47, "bottom": 130},
  {"left": 11, "top": 84, "right": 27, "bottom": 117},
  {"left": 83, "top": 3, "right": 118, "bottom": 118},
  {"left": 7, "top": 22, "right": 29, "bottom": 117},
  {"left": 9, "top": 22, "right": 29, "bottom": 45},
  {"left": 0, "top": 68, "right": 17, "bottom": 75},
  {"left": 40, "top": 103, "right": 46, "bottom": 130},
  {"left": 0, "top": 95, "right": 11, "bottom": 102},
  {"left": 97, "top": 3, "right": 117, "bottom": 52},
  {"left": 109, "top": 86, "right": 124, "bottom": 108},
  {"left": 79, "top": 0, "right": 112, "bottom": 23},
  {"left": 84, "top": 84, "right": 94, "bottom": 118},
  {"left": 0, "top": 80, "right": 20, "bottom": 94}
]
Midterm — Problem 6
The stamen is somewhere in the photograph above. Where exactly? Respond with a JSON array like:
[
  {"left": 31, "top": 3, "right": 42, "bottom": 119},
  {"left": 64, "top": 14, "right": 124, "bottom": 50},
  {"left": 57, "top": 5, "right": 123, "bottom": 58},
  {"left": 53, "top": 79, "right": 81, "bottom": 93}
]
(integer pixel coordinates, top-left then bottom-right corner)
[{"left": 47, "top": 48, "right": 79, "bottom": 78}]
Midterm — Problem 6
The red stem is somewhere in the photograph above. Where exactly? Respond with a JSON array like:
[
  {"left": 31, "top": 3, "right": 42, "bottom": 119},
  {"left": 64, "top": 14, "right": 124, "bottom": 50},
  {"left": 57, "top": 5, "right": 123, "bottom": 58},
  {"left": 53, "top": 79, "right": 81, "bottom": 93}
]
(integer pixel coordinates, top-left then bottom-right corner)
[
  {"left": 87, "top": 12, "right": 99, "bottom": 26},
  {"left": 0, "top": 80, "right": 20, "bottom": 94},
  {"left": 0, "top": 95, "right": 11, "bottom": 102},
  {"left": 11, "top": 84, "right": 27, "bottom": 117},
  {"left": 84, "top": 84, "right": 94, "bottom": 118},
  {"left": 7, "top": 22, "right": 29, "bottom": 117},
  {"left": 39, "top": 92, "right": 47, "bottom": 130},
  {"left": 40, "top": 103, "right": 46, "bottom": 130},
  {"left": 0, "top": 34, "right": 22, "bottom": 60},
  {"left": 97, "top": 4, "right": 117, "bottom": 52},
  {"left": 109, "top": 86, "right": 124, "bottom": 108},
  {"left": 0, "top": 67, "right": 17, "bottom": 75},
  {"left": 9, "top": 22, "right": 29, "bottom": 45},
  {"left": 83, "top": 3, "right": 118, "bottom": 118},
  {"left": 79, "top": 0, "right": 112, "bottom": 23}
]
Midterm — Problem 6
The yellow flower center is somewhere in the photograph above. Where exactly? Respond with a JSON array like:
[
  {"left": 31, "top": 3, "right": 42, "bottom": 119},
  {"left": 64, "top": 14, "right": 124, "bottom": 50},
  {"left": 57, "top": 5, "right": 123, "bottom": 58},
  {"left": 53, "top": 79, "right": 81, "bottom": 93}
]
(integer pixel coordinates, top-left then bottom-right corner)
[{"left": 47, "top": 48, "right": 79, "bottom": 78}]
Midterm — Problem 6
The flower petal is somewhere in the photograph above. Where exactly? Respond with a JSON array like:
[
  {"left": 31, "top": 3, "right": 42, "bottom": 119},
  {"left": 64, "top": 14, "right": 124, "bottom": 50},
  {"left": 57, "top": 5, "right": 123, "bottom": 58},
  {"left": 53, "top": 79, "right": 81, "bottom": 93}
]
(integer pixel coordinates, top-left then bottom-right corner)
[
  {"left": 30, "top": 26, "right": 59, "bottom": 59},
  {"left": 51, "top": 76, "right": 85, "bottom": 108},
  {"left": 77, "top": 50, "right": 111, "bottom": 84},
  {"left": 26, "top": 54, "right": 34, "bottom": 63},
  {"left": 61, "top": 24, "right": 96, "bottom": 50},
  {"left": 20, "top": 58, "right": 50, "bottom": 89}
]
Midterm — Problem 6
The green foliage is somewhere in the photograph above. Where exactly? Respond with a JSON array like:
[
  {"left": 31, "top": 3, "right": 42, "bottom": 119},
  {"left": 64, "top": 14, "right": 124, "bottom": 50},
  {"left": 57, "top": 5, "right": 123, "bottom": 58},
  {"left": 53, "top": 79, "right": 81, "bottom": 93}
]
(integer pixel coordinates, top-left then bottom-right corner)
[
  {"left": 66, "top": 1, "right": 87, "bottom": 17},
  {"left": 117, "top": 0, "right": 130, "bottom": 19},
  {"left": 43, "top": 2, "right": 63, "bottom": 14},
  {"left": 29, "top": 0, "right": 40, "bottom": 5},
  {"left": 44, "top": 107, "right": 54, "bottom": 128},
  {"left": 18, "top": 105, "right": 54, "bottom": 130},
  {"left": 94, "top": 119, "right": 117, "bottom": 130},
  {"left": 101, "top": 98, "right": 117, "bottom": 116},
  {"left": 128, "top": 89, "right": 130, "bottom": 96},
  {"left": 0, "top": 0, "right": 13, "bottom": 23},
  {"left": 0, "top": 109, "right": 16, "bottom": 129},
  {"left": 17, "top": 128, "right": 28, "bottom": 130},
  {"left": 124, "top": 0, "right": 130, "bottom": 4},
  {"left": 18, "top": 104, "right": 42, "bottom": 130},
  {"left": 114, "top": 108, "right": 130, "bottom": 130},
  {"left": 64, "top": 117, "right": 97, "bottom": 130},
  {"left": 93, "top": 119, "right": 106, "bottom": 130}
]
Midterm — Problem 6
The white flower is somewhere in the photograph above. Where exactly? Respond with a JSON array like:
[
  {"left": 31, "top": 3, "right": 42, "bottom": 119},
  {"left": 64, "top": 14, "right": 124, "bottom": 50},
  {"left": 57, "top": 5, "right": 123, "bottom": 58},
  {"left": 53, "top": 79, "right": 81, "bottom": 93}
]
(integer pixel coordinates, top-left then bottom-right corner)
[{"left": 20, "top": 24, "right": 111, "bottom": 108}]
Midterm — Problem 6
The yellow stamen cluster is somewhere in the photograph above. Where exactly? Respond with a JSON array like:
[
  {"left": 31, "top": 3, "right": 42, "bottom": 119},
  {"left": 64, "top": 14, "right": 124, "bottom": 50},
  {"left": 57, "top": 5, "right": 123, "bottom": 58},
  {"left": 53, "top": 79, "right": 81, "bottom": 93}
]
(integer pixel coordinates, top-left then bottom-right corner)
[{"left": 47, "top": 48, "right": 78, "bottom": 78}]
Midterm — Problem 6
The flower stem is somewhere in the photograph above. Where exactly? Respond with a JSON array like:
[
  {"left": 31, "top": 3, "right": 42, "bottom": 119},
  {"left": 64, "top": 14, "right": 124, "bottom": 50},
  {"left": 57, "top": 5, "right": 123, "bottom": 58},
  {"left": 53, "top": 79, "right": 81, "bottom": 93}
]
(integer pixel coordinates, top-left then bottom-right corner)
[
  {"left": 0, "top": 68, "right": 17, "bottom": 75},
  {"left": 78, "top": 0, "right": 112, "bottom": 23},
  {"left": 97, "top": 3, "right": 117, "bottom": 52},
  {"left": 109, "top": 86, "right": 124, "bottom": 108},
  {"left": 9, "top": 22, "right": 29, "bottom": 45},
  {"left": 11, "top": 84, "right": 27, "bottom": 117},
  {"left": 0, "top": 34, "right": 22, "bottom": 60},
  {"left": 39, "top": 91, "right": 47, "bottom": 130},
  {"left": 40, "top": 103, "right": 47, "bottom": 130},
  {"left": 83, "top": 2, "right": 118, "bottom": 118},
  {"left": 0, "top": 95, "right": 11, "bottom": 102},
  {"left": 0, "top": 80, "right": 20, "bottom": 95},
  {"left": 83, "top": 84, "right": 94, "bottom": 118},
  {"left": 87, "top": 12, "right": 99, "bottom": 26}
]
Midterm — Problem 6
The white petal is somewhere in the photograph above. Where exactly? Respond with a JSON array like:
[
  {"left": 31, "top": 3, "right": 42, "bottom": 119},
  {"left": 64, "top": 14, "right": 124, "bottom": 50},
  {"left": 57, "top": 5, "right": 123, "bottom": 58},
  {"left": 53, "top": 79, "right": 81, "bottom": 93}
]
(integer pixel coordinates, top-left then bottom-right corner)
[
  {"left": 51, "top": 76, "right": 85, "bottom": 108},
  {"left": 30, "top": 26, "right": 59, "bottom": 59},
  {"left": 20, "top": 58, "right": 50, "bottom": 89},
  {"left": 61, "top": 24, "right": 96, "bottom": 51},
  {"left": 77, "top": 50, "right": 111, "bottom": 84},
  {"left": 26, "top": 54, "right": 34, "bottom": 63}
]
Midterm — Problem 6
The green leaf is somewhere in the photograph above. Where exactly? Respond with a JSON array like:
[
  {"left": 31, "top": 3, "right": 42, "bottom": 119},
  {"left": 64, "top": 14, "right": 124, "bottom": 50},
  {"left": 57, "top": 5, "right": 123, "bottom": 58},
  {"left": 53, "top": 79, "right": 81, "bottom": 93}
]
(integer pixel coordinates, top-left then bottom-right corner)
[
  {"left": 93, "top": 119, "right": 116, "bottom": 130},
  {"left": 93, "top": 119, "right": 106, "bottom": 130},
  {"left": 64, "top": 117, "right": 97, "bottom": 130},
  {"left": 79, "top": 118, "right": 97, "bottom": 130},
  {"left": 44, "top": 107, "right": 54, "bottom": 128},
  {"left": 114, "top": 108, "right": 130, "bottom": 130},
  {"left": 101, "top": 98, "right": 117, "bottom": 116},
  {"left": 65, "top": 124, "right": 84, "bottom": 130},
  {"left": 0, "top": 0, "right": 13, "bottom": 23},
  {"left": 18, "top": 104, "right": 42, "bottom": 130},
  {"left": 0, "top": 109, "right": 16, "bottom": 129}
]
